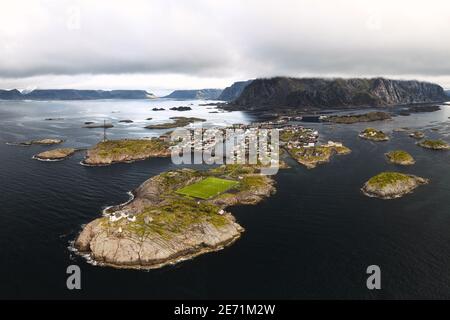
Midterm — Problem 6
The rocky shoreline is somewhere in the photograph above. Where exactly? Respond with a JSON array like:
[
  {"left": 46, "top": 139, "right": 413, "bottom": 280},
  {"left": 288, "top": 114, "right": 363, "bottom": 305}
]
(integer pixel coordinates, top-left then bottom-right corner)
[
  {"left": 82, "top": 139, "right": 171, "bottom": 166},
  {"left": 287, "top": 143, "right": 351, "bottom": 169},
  {"left": 74, "top": 165, "right": 276, "bottom": 269},
  {"left": 33, "top": 148, "right": 77, "bottom": 161},
  {"left": 385, "top": 150, "right": 415, "bottom": 166},
  {"left": 361, "top": 172, "right": 429, "bottom": 199},
  {"left": 7, "top": 138, "right": 64, "bottom": 146},
  {"left": 417, "top": 139, "right": 450, "bottom": 150}
]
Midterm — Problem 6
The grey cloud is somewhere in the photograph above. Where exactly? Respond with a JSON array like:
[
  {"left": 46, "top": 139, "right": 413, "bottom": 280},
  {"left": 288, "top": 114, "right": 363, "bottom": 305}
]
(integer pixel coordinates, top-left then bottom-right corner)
[{"left": 1, "top": 0, "right": 450, "bottom": 84}]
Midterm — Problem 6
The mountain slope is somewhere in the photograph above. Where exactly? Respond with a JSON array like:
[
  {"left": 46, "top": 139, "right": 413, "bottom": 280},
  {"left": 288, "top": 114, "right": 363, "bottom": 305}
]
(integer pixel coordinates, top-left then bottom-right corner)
[
  {"left": 163, "top": 89, "right": 223, "bottom": 100},
  {"left": 218, "top": 80, "right": 253, "bottom": 101},
  {"left": 233, "top": 77, "right": 447, "bottom": 110}
]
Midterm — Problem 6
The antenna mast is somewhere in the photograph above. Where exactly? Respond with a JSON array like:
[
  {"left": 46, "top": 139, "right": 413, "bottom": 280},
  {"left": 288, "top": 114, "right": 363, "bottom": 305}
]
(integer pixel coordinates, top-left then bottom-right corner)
[{"left": 103, "top": 119, "right": 107, "bottom": 142}]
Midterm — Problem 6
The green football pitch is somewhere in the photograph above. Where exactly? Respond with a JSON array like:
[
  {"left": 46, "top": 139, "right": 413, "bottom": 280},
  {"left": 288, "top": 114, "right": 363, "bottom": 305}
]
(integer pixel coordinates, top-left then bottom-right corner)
[{"left": 176, "top": 177, "right": 239, "bottom": 199}]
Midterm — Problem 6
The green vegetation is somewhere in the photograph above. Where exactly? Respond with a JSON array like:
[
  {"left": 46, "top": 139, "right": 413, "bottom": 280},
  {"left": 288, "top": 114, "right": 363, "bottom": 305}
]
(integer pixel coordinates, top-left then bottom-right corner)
[
  {"left": 145, "top": 117, "right": 206, "bottom": 129},
  {"left": 238, "top": 175, "right": 268, "bottom": 191},
  {"left": 95, "top": 139, "right": 168, "bottom": 157},
  {"left": 367, "top": 172, "right": 410, "bottom": 188},
  {"left": 324, "top": 112, "right": 391, "bottom": 124},
  {"left": 105, "top": 164, "right": 273, "bottom": 241},
  {"left": 385, "top": 150, "right": 415, "bottom": 165},
  {"left": 176, "top": 177, "right": 239, "bottom": 199},
  {"left": 418, "top": 139, "right": 450, "bottom": 150},
  {"left": 208, "top": 164, "right": 258, "bottom": 177},
  {"left": 125, "top": 198, "right": 228, "bottom": 239}
]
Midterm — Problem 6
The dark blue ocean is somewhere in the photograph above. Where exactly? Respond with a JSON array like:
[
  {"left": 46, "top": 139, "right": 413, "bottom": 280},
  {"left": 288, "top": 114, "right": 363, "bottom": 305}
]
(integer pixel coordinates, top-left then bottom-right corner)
[{"left": 0, "top": 99, "right": 449, "bottom": 299}]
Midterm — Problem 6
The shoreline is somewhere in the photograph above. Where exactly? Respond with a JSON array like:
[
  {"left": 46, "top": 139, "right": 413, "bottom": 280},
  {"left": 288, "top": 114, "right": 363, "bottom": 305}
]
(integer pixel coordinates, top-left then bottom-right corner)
[{"left": 71, "top": 230, "right": 242, "bottom": 270}]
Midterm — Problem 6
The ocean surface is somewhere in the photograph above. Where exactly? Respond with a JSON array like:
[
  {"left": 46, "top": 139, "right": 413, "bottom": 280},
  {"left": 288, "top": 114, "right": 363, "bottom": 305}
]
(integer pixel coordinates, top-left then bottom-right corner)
[{"left": 0, "top": 99, "right": 449, "bottom": 299}]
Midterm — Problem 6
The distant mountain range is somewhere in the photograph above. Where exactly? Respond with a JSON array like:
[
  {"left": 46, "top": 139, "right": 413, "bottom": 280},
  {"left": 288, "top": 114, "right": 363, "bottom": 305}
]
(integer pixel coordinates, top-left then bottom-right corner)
[
  {"left": 231, "top": 77, "right": 448, "bottom": 110},
  {"left": 163, "top": 89, "right": 223, "bottom": 100},
  {"left": 218, "top": 80, "right": 253, "bottom": 101},
  {"left": 0, "top": 89, "right": 156, "bottom": 100}
]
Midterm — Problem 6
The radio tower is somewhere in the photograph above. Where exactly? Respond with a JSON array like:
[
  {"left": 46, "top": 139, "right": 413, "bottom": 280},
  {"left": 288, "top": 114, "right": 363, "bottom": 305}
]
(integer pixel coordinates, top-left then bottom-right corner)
[{"left": 103, "top": 119, "right": 107, "bottom": 142}]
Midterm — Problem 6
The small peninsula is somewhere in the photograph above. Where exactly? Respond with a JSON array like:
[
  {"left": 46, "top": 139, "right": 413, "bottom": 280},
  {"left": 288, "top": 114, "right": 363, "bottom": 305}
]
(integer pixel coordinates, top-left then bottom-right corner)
[
  {"left": 286, "top": 141, "right": 351, "bottom": 169},
  {"left": 417, "top": 139, "right": 450, "bottom": 150},
  {"left": 359, "top": 128, "right": 390, "bottom": 141},
  {"left": 74, "top": 164, "right": 276, "bottom": 269},
  {"left": 145, "top": 117, "right": 206, "bottom": 129},
  {"left": 385, "top": 150, "right": 415, "bottom": 165},
  {"left": 82, "top": 139, "right": 171, "bottom": 166},
  {"left": 361, "top": 172, "right": 429, "bottom": 199},
  {"left": 33, "top": 148, "right": 77, "bottom": 161}
]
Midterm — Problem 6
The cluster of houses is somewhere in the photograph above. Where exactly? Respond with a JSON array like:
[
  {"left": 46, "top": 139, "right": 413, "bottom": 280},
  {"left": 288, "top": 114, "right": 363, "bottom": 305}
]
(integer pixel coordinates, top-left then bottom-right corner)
[
  {"left": 283, "top": 126, "right": 319, "bottom": 150},
  {"left": 166, "top": 120, "right": 324, "bottom": 164},
  {"left": 107, "top": 209, "right": 137, "bottom": 223}
]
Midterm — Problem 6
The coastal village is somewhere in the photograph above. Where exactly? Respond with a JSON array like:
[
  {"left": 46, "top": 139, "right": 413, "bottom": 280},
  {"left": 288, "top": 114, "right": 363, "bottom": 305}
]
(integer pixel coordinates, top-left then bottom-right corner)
[{"left": 168, "top": 120, "right": 324, "bottom": 166}]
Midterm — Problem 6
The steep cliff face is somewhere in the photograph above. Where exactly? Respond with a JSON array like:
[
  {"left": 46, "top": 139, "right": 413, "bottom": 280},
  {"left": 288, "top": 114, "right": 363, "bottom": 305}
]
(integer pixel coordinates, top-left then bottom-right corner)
[
  {"left": 233, "top": 77, "right": 447, "bottom": 110},
  {"left": 218, "top": 80, "right": 253, "bottom": 101}
]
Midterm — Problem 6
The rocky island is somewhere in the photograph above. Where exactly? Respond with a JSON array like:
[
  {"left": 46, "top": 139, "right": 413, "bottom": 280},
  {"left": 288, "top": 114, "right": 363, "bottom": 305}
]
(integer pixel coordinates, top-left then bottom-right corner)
[
  {"left": 409, "top": 131, "right": 425, "bottom": 139},
  {"left": 74, "top": 164, "right": 276, "bottom": 269},
  {"left": 170, "top": 106, "right": 192, "bottom": 111},
  {"left": 8, "top": 138, "right": 64, "bottom": 146},
  {"left": 359, "top": 128, "right": 390, "bottom": 141},
  {"left": 145, "top": 117, "right": 206, "bottom": 129},
  {"left": 83, "top": 123, "right": 114, "bottom": 129},
  {"left": 385, "top": 150, "right": 415, "bottom": 165},
  {"left": 33, "top": 148, "right": 77, "bottom": 161},
  {"left": 82, "top": 139, "right": 171, "bottom": 166},
  {"left": 417, "top": 139, "right": 450, "bottom": 150},
  {"left": 361, "top": 172, "right": 429, "bottom": 199}
]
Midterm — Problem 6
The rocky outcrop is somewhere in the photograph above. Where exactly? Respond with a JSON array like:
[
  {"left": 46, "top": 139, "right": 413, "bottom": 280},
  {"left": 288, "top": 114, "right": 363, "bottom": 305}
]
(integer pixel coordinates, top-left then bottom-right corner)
[
  {"left": 385, "top": 150, "right": 415, "bottom": 165},
  {"left": 7, "top": 138, "right": 64, "bottom": 146},
  {"left": 218, "top": 80, "right": 253, "bottom": 101},
  {"left": 361, "top": 172, "right": 429, "bottom": 199},
  {"left": 231, "top": 77, "right": 447, "bottom": 110},
  {"left": 170, "top": 106, "right": 192, "bottom": 111},
  {"left": 409, "top": 131, "right": 425, "bottom": 139},
  {"left": 164, "top": 89, "right": 223, "bottom": 100},
  {"left": 417, "top": 140, "right": 450, "bottom": 150},
  {"left": 359, "top": 128, "right": 389, "bottom": 141},
  {"left": 74, "top": 166, "right": 276, "bottom": 269},
  {"left": 83, "top": 123, "right": 114, "bottom": 128},
  {"left": 33, "top": 148, "right": 77, "bottom": 161},
  {"left": 82, "top": 139, "right": 171, "bottom": 166}
]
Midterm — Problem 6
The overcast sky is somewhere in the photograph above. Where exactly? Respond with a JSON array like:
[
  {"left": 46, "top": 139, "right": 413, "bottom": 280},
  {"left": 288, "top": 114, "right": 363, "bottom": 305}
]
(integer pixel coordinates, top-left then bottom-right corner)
[{"left": 1, "top": 0, "right": 450, "bottom": 94}]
